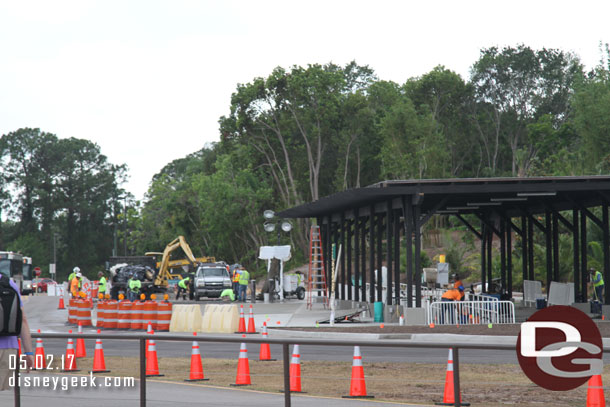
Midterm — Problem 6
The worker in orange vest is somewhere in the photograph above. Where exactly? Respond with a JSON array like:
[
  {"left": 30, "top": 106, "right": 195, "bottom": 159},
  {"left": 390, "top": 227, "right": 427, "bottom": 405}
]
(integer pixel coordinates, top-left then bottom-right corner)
[
  {"left": 452, "top": 274, "right": 465, "bottom": 300},
  {"left": 440, "top": 287, "right": 464, "bottom": 324}
]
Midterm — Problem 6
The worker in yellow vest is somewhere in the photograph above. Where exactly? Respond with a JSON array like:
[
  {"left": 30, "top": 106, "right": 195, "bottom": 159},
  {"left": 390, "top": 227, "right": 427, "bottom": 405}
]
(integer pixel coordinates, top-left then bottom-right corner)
[
  {"left": 590, "top": 267, "right": 605, "bottom": 302},
  {"left": 238, "top": 267, "right": 250, "bottom": 302}
]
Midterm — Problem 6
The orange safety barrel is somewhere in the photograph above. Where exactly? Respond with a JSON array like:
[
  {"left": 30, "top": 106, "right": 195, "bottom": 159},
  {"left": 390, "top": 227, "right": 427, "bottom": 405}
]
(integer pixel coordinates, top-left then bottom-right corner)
[
  {"left": 77, "top": 299, "right": 92, "bottom": 327},
  {"left": 104, "top": 300, "right": 118, "bottom": 329},
  {"left": 117, "top": 300, "right": 133, "bottom": 330},
  {"left": 131, "top": 300, "right": 145, "bottom": 330},
  {"left": 156, "top": 301, "right": 172, "bottom": 331},
  {"left": 96, "top": 300, "right": 105, "bottom": 328},
  {"left": 68, "top": 298, "right": 79, "bottom": 324},
  {"left": 144, "top": 300, "right": 159, "bottom": 330}
]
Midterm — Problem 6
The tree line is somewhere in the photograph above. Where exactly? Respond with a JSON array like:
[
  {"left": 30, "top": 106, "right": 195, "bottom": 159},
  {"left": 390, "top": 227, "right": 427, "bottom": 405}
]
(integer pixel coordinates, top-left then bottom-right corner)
[{"left": 2, "top": 44, "right": 609, "bottom": 283}]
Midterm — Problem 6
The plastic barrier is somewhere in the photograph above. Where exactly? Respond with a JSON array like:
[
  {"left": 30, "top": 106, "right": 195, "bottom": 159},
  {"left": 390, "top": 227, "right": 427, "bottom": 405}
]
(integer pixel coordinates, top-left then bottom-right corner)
[
  {"left": 220, "top": 304, "right": 239, "bottom": 333},
  {"left": 169, "top": 305, "right": 201, "bottom": 332},
  {"left": 97, "top": 300, "right": 106, "bottom": 328},
  {"left": 201, "top": 305, "right": 217, "bottom": 333},
  {"left": 131, "top": 301, "right": 145, "bottom": 330},
  {"left": 76, "top": 299, "right": 92, "bottom": 326},
  {"left": 68, "top": 299, "right": 79, "bottom": 324},
  {"left": 144, "top": 300, "right": 158, "bottom": 330},
  {"left": 117, "top": 300, "right": 133, "bottom": 330},
  {"left": 104, "top": 300, "right": 118, "bottom": 329},
  {"left": 156, "top": 301, "right": 172, "bottom": 331}
]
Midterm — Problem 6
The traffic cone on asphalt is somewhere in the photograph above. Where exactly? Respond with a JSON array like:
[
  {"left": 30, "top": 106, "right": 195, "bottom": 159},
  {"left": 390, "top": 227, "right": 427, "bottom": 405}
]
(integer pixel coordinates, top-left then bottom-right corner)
[
  {"left": 289, "top": 344, "right": 304, "bottom": 393},
  {"left": 146, "top": 333, "right": 164, "bottom": 377},
  {"left": 75, "top": 322, "right": 87, "bottom": 358},
  {"left": 587, "top": 374, "right": 606, "bottom": 407},
  {"left": 34, "top": 329, "right": 46, "bottom": 369},
  {"left": 237, "top": 305, "right": 246, "bottom": 333},
  {"left": 259, "top": 322, "right": 275, "bottom": 361},
  {"left": 58, "top": 296, "right": 65, "bottom": 309},
  {"left": 185, "top": 333, "right": 209, "bottom": 381},
  {"left": 90, "top": 330, "right": 110, "bottom": 373},
  {"left": 231, "top": 343, "right": 251, "bottom": 386},
  {"left": 247, "top": 305, "right": 257, "bottom": 333},
  {"left": 62, "top": 330, "right": 79, "bottom": 372},
  {"left": 436, "top": 349, "right": 469, "bottom": 406},
  {"left": 342, "top": 346, "right": 373, "bottom": 398}
]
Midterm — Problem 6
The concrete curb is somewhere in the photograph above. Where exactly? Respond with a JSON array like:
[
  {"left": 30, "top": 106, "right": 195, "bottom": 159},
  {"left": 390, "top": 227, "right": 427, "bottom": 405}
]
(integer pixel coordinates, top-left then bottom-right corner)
[{"left": 268, "top": 329, "right": 382, "bottom": 340}]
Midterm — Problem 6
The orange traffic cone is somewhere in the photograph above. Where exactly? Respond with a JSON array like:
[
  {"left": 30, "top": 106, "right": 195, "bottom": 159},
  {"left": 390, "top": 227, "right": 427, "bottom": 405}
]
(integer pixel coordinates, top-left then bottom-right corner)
[
  {"left": 247, "top": 305, "right": 257, "bottom": 333},
  {"left": 289, "top": 344, "right": 304, "bottom": 393},
  {"left": 62, "top": 330, "right": 79, "bottom": 372},
  {"left": 587, "top": 374, "right": 606, "bottom": 407},
  {"left": 58, "top": 296, "right": 65, "bottom": 309},
  {"left": 343, "top": 346, "right": 373, "bottom": 398},
  {"left": 18, "top": 338, "right": 21, "bottom": 356},
  {"left": 231, "top": 343, "right": 251, "bottom": 386},
  {"left": 34, "top": 329, "right": 46, "bottom": 370},
  {"left": 146, "top": 321, "right": 153, "bottom": 353},
  {"left": 75, "top": 322, "right": 87, "bottom": 358},
  {"left": 436, "top": 349, "right": 469, "bottom": 406},
  {"left": 90, "top": 330, "right": 110, "bottom": 373},
  {"left": 185, "top": 333, "right": 209, "bottom": 381},
  {"left": 259, "top": 322, "right": 276, "bottom": 361},
  {"left": 236, "top": 305, "right": 246, "bottom": 333},
  {"left": 146, "top": 334, "right": 164, "bottom": 377}
]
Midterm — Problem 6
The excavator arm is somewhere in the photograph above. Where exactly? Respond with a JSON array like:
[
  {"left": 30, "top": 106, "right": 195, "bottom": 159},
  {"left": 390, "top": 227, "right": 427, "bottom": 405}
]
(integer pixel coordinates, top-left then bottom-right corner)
[{"left": 151, "top": 236, "right": 200, "bottom": 287}]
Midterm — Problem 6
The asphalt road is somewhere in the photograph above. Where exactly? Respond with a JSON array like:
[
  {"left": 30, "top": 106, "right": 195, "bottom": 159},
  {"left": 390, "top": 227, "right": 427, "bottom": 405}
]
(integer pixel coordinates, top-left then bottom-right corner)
[{"left": 0, "top": 373, "right": 432, "bottom": 407}]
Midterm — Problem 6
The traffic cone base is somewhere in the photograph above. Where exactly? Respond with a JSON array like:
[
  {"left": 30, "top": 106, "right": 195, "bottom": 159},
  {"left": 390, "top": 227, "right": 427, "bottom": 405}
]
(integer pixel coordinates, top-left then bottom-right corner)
[
  {"left": 258, "top": 358, "right": 277, "bottom": 362},
  {"left": 185, "top": 378, "right": 209, "bottom": 382}
]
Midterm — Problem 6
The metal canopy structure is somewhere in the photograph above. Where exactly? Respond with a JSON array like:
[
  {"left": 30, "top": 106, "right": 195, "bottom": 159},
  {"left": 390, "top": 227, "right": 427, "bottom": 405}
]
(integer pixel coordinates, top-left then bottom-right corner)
[{"left": 279, "top": 176, "right": 610, "bottom": 308}]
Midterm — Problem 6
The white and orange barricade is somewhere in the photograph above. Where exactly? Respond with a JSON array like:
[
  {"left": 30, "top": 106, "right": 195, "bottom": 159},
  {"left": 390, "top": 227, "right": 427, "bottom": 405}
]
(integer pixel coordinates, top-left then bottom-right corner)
[
  {"left": 144, "top": 297, "right": 159, "bottom": 330},
  {"left": 131, "top": 299, "right": 146, "bottom": 330},
  {"left": 68, "top": 298, "right": 79, "bottom": 324},
  {"left": 156, "top": 298, "right": 172, "bottom": 331},
  {"left": 96, "top": 296, "right": 106, "bottom": 328},
  {"left": 104, "top": 299, "right": 118, "bottom": 329},
  {"left": 117, "top": 299, "right": 133, "bottom": 330},
  {"left": 76, "top": 297, "right": 92, "bottom": 327}
]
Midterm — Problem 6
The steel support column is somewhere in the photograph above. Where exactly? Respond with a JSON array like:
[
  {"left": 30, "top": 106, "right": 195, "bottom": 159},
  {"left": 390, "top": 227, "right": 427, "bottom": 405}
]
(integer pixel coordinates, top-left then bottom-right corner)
[
  {"left": 507, "top": 218, "right": 513, "bottom": 299},
  {"left": 481, "top": 222, "right": 486, "bottom": 294},
  {"left": 369, "top": 206, "right": 376, "bottom": 303},
  {"left": 404, "top": 197, "right": 414, "bottom": 308},
  {"left": 340, "top": 213, "right": 346, "bottom": 300},
  {"left": 552, "top": 212, "right": 560, "bottom": 283},
  {"left": 393, "top": 209, "right": 401, "bottom": 306},
  {"left": 346, "top": 218, "right": 353, "bottom": 301},
  {"left": 573, "top": 209, "right": 581, "bottom": 302},
  {"left": 500, "top": 219, "right": 506, "bottom": 295},
  {"left": 386, "top": 202, "right": 393, "bottom": 305},
  {"left": 361, "top": 213, "right": 367, "bottom": 302},
  {"left": 581, "top": 210, "right": 588, "bottom": 301},
  {"left": 602, "top": 206, "right": 610, "bottom": 305},
  {"left": 354, "top": 210, "right": 360, "bottom": 302},
  {"left": 377, "top": 213, "right": 383, "bottom": 303},
  {"left": 521, "top": 216, "right": 527, "bottom": 284},
  {"left": 414, "top": 204, "right": 422, "bottom": 307},
  {"left": 487, "top": 226, "right": 492, "bottom": 290},
  {"left": 545, "top": 211, "right": 552, "bottom": 298},
  {"left": 528, "top": 216, "right": 535, "bottom": 281}
]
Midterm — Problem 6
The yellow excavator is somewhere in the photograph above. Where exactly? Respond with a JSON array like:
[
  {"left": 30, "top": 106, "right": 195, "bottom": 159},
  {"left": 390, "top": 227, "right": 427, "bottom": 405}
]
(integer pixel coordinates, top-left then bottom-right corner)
[{"left": 145, "top": 236, "right": 215, "bottom": 288}]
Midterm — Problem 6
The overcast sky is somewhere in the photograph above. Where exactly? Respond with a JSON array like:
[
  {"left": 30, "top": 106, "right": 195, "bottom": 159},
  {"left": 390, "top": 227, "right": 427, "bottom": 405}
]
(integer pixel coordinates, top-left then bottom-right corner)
[{"left": 1, "top": 0, "right": 608, "bottom": 201}]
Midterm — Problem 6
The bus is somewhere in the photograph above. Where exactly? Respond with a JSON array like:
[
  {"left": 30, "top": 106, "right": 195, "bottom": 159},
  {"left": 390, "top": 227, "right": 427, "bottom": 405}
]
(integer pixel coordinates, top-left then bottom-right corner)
[
  {"left": 0, "top": 251, "right": 24, "bottom": 292},
  {"left": 22, "top": 256, "right": 34, "bottom": 295}
]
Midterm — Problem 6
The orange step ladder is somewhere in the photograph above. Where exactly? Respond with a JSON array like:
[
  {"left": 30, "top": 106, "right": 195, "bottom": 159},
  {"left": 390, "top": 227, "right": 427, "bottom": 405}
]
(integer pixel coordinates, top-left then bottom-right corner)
[{"left": 307, "top": 225, "right": 329, "bottom": 310}]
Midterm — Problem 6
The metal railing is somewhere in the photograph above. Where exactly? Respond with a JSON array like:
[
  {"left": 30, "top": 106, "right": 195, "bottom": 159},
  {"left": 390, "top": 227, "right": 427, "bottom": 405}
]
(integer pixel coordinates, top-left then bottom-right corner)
[
  {"left": 428, "top": 300, "right": 516, "bottom": 325},
  {"left": 12, "top": 330, "right": 564, "bottom": 407},
  {"left": 466, "top": 293, "right": 499, "bottom": 302}
]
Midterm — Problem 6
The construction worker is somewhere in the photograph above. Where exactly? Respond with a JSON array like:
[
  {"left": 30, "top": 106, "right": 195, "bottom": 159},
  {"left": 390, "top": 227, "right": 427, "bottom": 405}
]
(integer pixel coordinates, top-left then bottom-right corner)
[
  {"left": 70, "top": 272, "right": 82, "bottom": 298},
  {"left": 238, "top": 266, "right": 250, "bottom": 302},
  {"left": 440, "top": 287, "right": 464, "bottom": 324},
  {"left": 453, "top": 274, "right": 465, "bottom": 300},
  {"left": 590, "top": 267, "right": 605, "bottom": 302},
  {"left": 128, "top": 276, "right": 141, "bottom": 301},
  {"left": 220, "top": 288, "right": 236, "bottom": 301},
  {"left": 176, "top": 276, "right": 190, "bottom": 300},
  {"left": 68, "top": 267, "right": 78, "bottom": 284},
  {"left": 232, "top": 266, "right": 241, "bottom": 296},
  {"left": 98, "top": 271, "right": 107, "bottom": 297}
]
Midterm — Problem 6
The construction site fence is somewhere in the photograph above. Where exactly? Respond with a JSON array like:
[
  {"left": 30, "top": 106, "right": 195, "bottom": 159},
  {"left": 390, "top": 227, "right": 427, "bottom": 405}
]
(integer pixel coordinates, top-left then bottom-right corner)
[
  {"left": 17, "top": 332, "right": 592, "bottom": 407},
  {"left": 428, "top": 300, "right": 516, "bottom": 326}
]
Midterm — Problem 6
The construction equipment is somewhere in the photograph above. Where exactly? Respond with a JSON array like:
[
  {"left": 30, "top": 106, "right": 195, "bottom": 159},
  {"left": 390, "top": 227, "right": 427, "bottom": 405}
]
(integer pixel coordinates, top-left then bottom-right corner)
[
  {"left": 306, "top": 225, "right": 328, "bottom": 309},
  {"left": 108, "top": 236, "right": 215, "bottom": 299}
]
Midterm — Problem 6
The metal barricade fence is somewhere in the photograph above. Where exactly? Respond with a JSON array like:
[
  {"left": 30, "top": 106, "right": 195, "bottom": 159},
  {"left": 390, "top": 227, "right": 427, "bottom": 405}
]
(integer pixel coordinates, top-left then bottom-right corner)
[
  {"left": 428, "top": 300, "right": 515, "bottom": 325},
  {"left": 466, "top": 293, "right": 499, "bottom": 302}
]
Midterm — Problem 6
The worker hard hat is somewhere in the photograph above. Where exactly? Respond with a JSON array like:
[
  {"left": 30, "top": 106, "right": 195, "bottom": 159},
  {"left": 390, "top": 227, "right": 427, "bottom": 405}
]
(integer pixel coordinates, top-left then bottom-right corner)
[
  {"left": 73, "top": 266, "right": 80, "bottom": 273},
  {"left": 589, "top": 267, "right": 596, "bottom": 272},
  {"left": 76, "top": 272, "right": 82, "bottom": 278}
]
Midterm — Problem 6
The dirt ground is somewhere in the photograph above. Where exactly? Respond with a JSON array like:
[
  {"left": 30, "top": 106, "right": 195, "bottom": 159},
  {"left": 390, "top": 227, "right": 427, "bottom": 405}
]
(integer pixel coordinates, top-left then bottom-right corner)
[{"left": 43, "top": 355, "right": 603, "bottom": 406}]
